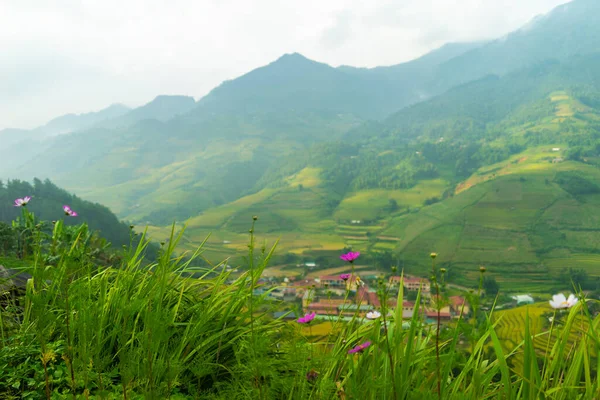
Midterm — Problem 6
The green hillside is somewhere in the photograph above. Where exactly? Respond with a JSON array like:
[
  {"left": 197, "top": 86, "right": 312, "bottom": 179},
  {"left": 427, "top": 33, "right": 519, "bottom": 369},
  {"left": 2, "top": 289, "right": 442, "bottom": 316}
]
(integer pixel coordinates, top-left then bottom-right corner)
[
  {"left": 147, "top": 147, "right": 600, "bottom": 293},
  {"left": 143, "top": 57, "right": 600, "bottom": 292},
  {"left": 13, "top": 110, "right": 362, "bottom": 222}
]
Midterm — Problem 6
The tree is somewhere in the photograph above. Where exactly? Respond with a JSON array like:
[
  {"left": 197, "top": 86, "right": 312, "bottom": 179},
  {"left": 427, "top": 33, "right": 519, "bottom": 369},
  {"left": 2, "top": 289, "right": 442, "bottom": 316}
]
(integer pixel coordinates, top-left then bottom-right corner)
[
  {"left": 483, "top": 276, "right": 499, "bottom": 296},
  {"left": 0, "top": 221, "right": 14, "bottom": 255},
  {"left": 386, "top": 199, "right": 399, "bottom": 213},
  {"left": 560, "top": 268, "right": 600, "bottom": 291}
]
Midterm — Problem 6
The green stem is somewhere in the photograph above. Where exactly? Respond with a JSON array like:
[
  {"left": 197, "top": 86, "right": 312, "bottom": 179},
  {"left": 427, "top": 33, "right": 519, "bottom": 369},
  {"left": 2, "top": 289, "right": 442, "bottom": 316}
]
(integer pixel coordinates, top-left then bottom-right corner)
[
  {"left": 380, "top": 290, "right": 398, "bottom": 400},
  {"left": 65, "top": 286, "right": 77, "bottom": 399},
  {"left": 432, "top": 257, "right": 441, "bottom": 400}
]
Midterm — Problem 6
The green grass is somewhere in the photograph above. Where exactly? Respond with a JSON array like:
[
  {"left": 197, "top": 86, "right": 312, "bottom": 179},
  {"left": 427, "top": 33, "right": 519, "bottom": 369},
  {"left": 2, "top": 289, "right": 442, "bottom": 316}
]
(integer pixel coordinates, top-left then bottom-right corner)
[
  {"left": 333, "top": 179, "right": 447, "bottom": 221},
  {"left": 544, "top": 253, "right": 600, "bottom": 276},
  {"left": 4, "top": 215, "right": 600, "bottom": 399}
]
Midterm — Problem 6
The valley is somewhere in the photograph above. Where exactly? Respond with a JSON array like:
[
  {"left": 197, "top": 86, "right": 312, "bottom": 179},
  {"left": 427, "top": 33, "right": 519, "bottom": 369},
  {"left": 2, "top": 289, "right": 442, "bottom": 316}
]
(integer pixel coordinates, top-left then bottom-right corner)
[
  {"left": 2, "top": 0, "right": 600, "bottom": 295},
  {"left": 4, "top": 0, "right": 600, "bottom": 398}
]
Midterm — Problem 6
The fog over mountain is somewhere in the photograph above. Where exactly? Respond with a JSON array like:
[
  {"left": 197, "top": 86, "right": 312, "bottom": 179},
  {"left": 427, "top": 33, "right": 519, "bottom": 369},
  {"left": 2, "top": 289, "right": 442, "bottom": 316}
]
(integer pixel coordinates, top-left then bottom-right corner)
[{"left": 0, "top": 0, "right": 570, "bottom": 129}]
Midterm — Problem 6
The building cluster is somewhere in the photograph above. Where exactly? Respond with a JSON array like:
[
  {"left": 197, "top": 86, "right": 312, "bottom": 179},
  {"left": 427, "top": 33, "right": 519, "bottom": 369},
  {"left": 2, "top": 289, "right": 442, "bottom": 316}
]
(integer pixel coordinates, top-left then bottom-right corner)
[{"left": 261, "top": 272, "right": 470, "bottom": 324}]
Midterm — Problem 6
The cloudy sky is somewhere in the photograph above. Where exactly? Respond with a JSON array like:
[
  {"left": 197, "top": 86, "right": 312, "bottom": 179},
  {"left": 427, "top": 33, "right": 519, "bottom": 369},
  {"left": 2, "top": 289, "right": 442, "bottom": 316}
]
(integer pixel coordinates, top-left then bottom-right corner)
[{"left": 1, "top": 0, "right": 571, "bottom": 130}]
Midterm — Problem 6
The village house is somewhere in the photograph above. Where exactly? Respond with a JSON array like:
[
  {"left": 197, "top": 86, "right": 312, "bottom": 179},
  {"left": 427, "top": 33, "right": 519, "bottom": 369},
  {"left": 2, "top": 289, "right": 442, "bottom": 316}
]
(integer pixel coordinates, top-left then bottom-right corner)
[
  {"left": 352, "top": 285, "right": 416, "bottom": 319},
  {"left": 319, "top": 275, "right": 347, "bottom": 288},
  {"left": 425, "top": 310, "right": 452, "bottom": 322},
  {"left": 389, "top": 275, "right": 431, "bottom": 295},
  {"left": 269, "top": 287, "right": 297, "bottom": 302},
  {"left": 320, "top": 274, "right": 363, "bottom": 291},
  {"left": 401, "top": 301, "right": 416, "bottom": 319},
  {"left": 356, "top": 271, "right": 380, "bottom": 281},
  {"left": 355, "top": 286, "right": 370, "bottom": 305},
  {"left": 338, "top": 303, "right": 373, "bottom": 317},
  {"left": 448, "top": 296, "right": 470, "bottom": 317},
  {"left": 290, "top": 278, "right": 319, "bottom": 288},
  {"left": 308, "top": 299, "right": 351, "bottom": 316},
  {"left": 302, "top": 290, "right": 314, "bottom": 308}
]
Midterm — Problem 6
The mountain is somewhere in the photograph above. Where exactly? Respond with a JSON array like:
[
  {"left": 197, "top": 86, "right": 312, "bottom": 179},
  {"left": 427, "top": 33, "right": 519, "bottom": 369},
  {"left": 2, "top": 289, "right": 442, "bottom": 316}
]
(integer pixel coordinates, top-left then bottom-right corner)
[
  {"left": 0, "top": 129, "right": 33, "bottom": 147},
  {"left": 192, "top": 43, "right": 482, "bottom": 121},
  {"left": 192, "top": 53, "right": 386, "bottom": 119},
  {"left": 0, "top": 43, "right": 491, "bottom": 217},
  {"left": 3, "top": 0, "right": 600, "bottom": 288},
  {"left": 99, "top": 95, "right": 196, "bottom": 129},
  {"left": 186, "top": 0, "right": 600, "bottom": 122},
  {"left": 149, "top": 53, "right": 600, "bottom": 292},
  {"left": 37, "top": 103, "right": 131, "bottom": 136},
  {"left": 428, "top": 0, "right": 600, "bottom": 92}
]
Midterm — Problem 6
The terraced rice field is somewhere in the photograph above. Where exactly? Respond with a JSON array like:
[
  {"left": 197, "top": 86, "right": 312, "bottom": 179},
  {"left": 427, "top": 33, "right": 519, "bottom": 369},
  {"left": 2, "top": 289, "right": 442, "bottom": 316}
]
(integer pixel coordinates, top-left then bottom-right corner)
[
  {"left": 544, "top": 253, "right": 600, "bottom": 276},
  {"left": 494, "top": 303, "right": 590, "bottom": 372}
]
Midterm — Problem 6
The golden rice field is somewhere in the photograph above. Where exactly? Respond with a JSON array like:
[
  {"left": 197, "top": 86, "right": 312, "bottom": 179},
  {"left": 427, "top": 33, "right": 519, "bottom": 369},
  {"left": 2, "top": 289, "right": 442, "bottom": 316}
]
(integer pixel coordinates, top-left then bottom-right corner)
[{"left": 494, "top": 302, "right": 590, "bottom": 372}]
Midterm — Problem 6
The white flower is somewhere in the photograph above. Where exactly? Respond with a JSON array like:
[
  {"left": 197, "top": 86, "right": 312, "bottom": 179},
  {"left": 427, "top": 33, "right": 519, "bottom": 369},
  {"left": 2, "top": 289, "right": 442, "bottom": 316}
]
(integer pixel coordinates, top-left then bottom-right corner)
[
  {"left": 366, "top": 311, "right": 381, "bottom": 320},
  {"left": 566, "top": 294, "right": 579, "bottom": 308},
  {"left": 549, "top": 293, "right": 578, "bottom": 309}
]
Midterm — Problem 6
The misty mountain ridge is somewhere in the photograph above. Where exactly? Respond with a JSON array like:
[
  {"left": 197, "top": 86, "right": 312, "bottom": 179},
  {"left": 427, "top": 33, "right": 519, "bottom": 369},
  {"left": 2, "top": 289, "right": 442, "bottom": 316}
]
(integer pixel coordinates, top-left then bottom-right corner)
[
  {"left": 38, "top": 103, "right": 131, "bottom": 136},
  {"left": 2, "top": 0, "right": 600, "bottom": 232}
]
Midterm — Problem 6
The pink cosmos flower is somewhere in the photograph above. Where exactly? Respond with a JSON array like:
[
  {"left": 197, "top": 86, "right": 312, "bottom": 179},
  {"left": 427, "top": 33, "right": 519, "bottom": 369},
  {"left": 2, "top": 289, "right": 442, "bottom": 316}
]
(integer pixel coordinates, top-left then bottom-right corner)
[
  {"left": 348, "top": 341, "right": 372, "bottom": 354},
  {"left": 63, "top": 205, "right": 78, "bottom": 217},
  {"left": 340, "top": 251, "right": 360, "bottom": 263},
  {"left": 306, "top": 369, "right": 319, "bottom": 382},
  {"left": 297, "top": 312, "right": 316, "bottom": 324},
  {"left": 340, "top": 273, "right": 351, "bottom": 281},
  {"left": 14, "top": 196, "right": 31, "bottom": 207}
]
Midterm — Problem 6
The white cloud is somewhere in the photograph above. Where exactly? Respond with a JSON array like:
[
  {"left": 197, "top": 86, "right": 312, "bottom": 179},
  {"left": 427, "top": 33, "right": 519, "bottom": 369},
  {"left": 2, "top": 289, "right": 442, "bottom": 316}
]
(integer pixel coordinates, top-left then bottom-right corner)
[{"left": 0, "top": 0, "right": 571, "bottom": 129}]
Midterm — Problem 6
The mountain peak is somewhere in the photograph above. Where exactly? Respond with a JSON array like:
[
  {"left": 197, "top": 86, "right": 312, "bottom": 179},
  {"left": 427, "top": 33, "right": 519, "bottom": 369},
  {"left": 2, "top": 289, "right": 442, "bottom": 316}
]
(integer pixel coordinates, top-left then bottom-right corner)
[
  {"left": 276, "top": 52, "right": 311, "bottom": 62},
  {"left": 148, "top": 95, "right": 195, "bottom": 105}
]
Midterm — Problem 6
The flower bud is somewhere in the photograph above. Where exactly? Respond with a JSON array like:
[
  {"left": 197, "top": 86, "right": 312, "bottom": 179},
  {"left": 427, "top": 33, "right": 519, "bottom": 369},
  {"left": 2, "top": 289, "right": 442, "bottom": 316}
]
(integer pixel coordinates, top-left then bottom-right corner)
[{"left": 430, "top": 252, "right": 437, "bottom": 259}]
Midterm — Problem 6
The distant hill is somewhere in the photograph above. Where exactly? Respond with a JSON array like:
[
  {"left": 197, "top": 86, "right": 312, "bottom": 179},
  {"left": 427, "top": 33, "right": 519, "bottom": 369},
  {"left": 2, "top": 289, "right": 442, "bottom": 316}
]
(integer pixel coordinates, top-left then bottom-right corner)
[
  {"left": 8, "top": 108, "right": 361, "bottom": 222},
  {"left": 0, "top": 178, "right": 135, "bottom": 247},
  {"left": 38, "top": 103, "right": 131, "bottom": 136},
  {"left": 99, "top": 95, "right": 196, "bottom": 129}
]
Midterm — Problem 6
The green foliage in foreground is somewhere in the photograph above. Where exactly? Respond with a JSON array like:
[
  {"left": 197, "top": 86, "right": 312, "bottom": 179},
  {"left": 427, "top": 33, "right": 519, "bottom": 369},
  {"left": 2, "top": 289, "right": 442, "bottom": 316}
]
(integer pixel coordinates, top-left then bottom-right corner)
[
  {"left": 1, "top": 218, "right": 600, "bottom": 399},
  {"left": 0, "top": 178, "right": 135, "bottom": 248}
]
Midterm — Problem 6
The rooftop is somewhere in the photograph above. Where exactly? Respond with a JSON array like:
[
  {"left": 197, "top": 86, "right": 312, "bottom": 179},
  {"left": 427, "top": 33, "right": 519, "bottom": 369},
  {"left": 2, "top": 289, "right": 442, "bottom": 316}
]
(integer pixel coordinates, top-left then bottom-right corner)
[{"left": 449, "top": 296, "right": 468, "bottom": 307}]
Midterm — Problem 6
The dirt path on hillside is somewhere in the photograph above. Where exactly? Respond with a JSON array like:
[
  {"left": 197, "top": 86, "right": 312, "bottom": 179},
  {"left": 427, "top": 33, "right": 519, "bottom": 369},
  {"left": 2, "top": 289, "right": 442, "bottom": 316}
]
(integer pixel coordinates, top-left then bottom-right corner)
[{"left": 377, "top": 236, "right": 401, "bottom": 241}]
